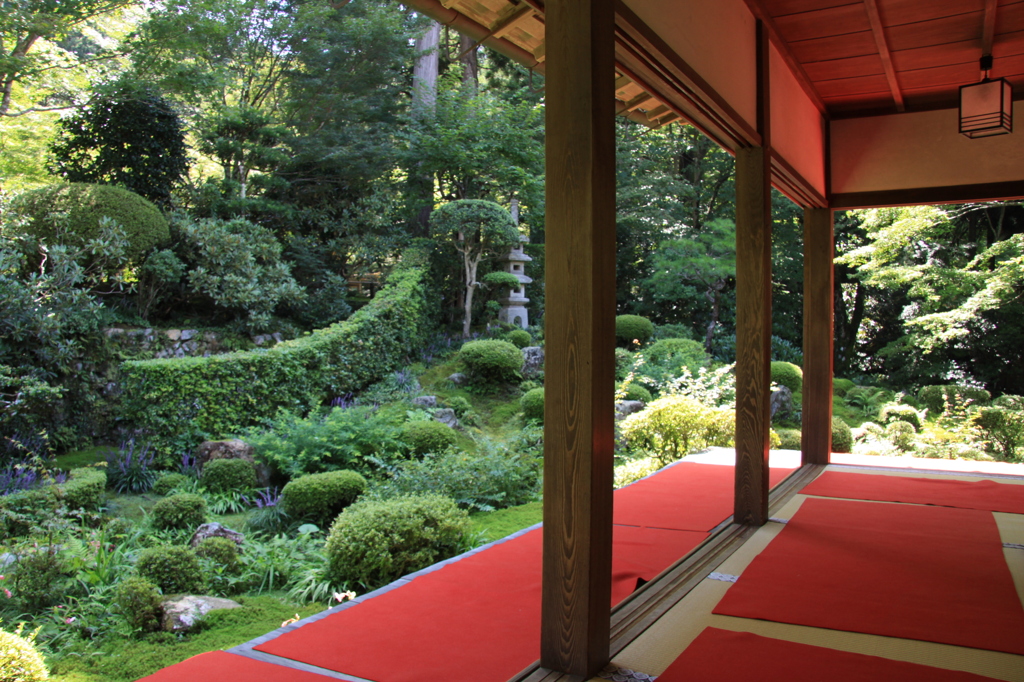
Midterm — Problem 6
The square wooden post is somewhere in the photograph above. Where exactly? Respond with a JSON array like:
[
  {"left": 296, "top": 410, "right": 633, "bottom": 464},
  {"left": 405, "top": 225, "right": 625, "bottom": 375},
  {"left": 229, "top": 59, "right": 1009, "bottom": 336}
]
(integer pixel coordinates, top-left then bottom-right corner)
[
  {"left": 734, "top": 20, "right": 772, "bottom": 527},
  {"left": 541, "top": 0, "right": 616, "bottom": 676},
  {"left": 802, "top": 207, "right": 834, "bottom": 465}
]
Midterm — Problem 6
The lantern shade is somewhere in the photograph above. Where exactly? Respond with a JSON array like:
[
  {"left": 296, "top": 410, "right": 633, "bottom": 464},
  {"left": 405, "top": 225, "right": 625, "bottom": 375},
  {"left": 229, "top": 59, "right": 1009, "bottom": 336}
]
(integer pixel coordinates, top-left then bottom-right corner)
[{"left": 959, "top": 78, "right": 1013, "bottom": 138}]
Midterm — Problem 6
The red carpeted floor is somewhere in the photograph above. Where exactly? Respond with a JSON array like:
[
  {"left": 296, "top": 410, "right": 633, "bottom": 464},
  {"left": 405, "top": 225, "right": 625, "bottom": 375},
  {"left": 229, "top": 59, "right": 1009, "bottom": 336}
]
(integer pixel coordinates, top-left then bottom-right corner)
[
  {"left": 713, "top": 497, "right": 1024, "bottom": 655},
  {"left": 138, "top": 651, "right": 335, "bottom": 681},
  {"left": 657, "top": 628, "right": 1005, "bottom": 682},
  {"left": 801, "top": 470, "right": 1024, "bottom": 514}
]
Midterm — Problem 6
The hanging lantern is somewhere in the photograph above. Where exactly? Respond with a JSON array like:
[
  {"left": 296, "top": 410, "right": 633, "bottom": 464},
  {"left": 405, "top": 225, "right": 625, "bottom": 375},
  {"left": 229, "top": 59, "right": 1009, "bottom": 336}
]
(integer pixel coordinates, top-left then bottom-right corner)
[{"left": 959, "top": 56, "right": 1013, "bottom": 138}]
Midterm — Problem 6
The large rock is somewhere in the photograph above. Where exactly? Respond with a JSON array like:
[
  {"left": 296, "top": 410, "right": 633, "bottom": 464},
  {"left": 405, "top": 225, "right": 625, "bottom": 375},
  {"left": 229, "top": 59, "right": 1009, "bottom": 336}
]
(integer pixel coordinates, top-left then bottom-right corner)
[
  {"left": 770, "top": 385, "right": 794, "bottom": 420},
  {"left": 190, "top": 522, "right": 244, "bottom": 549},
  {"left": 521, "top": 346, "right": 545, "bottom": 378},
  {"left": 434, "top": 408, "right": 459, "bottom": 429},
  {"left": 616, "top": 400, "right": 646, "bottom": 420},
  {"left": 447, "top": 372, "right": 467, "bottom": 386},
  {"left": 161, "top": 595, "right": 241, "bottom": 631},
  {"left": 412, "top": 395, "right": 438, "bottom": 408},
  {"left": 195, "top": 439, "right": 270, "bottom": 487}
]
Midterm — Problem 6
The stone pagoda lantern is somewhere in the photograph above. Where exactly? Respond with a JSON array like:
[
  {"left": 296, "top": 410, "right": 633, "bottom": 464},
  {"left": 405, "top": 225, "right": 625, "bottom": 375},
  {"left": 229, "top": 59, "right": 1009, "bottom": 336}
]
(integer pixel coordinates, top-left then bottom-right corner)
[{"left": 498, "top": 235, "right": 532, "bottom": 329}]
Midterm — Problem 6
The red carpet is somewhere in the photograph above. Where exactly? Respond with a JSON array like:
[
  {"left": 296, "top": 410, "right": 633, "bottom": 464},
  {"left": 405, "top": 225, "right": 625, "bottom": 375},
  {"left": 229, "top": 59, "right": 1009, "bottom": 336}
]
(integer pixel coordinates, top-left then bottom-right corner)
[
  {"left": 657, "top": 628, "right": 1004, "bottom": 681},
  {"left": 137, "top": 651, "right": 334, "bottom": 680},
  {"left": 802, "top": 470, "right": 1024, "bottom": 514},
  {"left": 713, "top": 497, "right": 1024, "bottom": 655},
  {"left": 614, "top": 461, "right": 795, "bottom": 531},
  {"left": 255, "top": 525, "right": 707, "bottom": 682}
]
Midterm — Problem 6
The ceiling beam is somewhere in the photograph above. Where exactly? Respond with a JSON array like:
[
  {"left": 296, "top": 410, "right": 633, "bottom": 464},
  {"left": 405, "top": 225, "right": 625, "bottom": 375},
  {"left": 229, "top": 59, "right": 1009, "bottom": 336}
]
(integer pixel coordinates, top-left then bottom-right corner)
[
  {"left": 491, "top": 3, "right": 536, "bottom": 40},
  {"left": 863, "top": 0, "right": 905, "bottom": 112},
  {"left": 742, "top": 0, "right": 827, "bottom": 116}
]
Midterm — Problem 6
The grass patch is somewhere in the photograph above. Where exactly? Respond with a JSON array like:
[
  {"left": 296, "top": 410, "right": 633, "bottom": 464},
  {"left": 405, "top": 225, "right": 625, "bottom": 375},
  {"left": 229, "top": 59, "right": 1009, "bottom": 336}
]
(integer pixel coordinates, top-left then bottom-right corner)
[
  {"left": 469, "top": 501, "right": 543, "bottom": 542},
  {"left": 48, "top": 595, "right": 321, "bottom": 681},
  {"left": 55, "top": 445, "right": 114, "bottom": 470},
  {"left": 103, "top": 493, "right": 159, "bottom": 524}
]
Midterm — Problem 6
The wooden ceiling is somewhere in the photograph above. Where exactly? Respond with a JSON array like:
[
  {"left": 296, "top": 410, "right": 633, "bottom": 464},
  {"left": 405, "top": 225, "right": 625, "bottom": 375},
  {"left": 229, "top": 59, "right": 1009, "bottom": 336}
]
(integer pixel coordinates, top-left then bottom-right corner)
[{"left": 417, "top": 0, "right": 1024, "bottom": 122}]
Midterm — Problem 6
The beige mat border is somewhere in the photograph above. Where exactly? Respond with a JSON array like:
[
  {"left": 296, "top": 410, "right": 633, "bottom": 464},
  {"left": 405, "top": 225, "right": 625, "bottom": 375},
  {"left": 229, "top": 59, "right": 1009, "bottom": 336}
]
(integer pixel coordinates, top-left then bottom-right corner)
[
  {"left": 597, "top": 495, "right": 1024, "bottom": 681},
  {"left": 824, "top": 464, "right": 1024, "bottom": 485}
]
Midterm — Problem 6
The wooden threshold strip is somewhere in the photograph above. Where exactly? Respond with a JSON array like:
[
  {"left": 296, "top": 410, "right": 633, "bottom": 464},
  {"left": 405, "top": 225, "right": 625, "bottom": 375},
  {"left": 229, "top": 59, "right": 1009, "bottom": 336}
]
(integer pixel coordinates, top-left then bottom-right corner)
[{"left": 511, "top": 462, "right": 826, "bottom": 682}]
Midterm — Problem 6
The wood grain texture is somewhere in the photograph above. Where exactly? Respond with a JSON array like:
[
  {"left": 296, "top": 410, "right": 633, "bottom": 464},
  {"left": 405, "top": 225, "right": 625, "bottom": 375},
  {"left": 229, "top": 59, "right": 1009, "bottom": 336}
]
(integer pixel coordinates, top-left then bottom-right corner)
[
  {"left": 541, "top": 0, "right": 616, "bottom": 676},
  {"left": 802, "top": 208, "right": 834, "bottom": 466},
  {"left": 864, "top": 0, "right": 905, "bottom": 111},
  {"left": 734, "top": 22, "right": 773, "bottom": 528}
]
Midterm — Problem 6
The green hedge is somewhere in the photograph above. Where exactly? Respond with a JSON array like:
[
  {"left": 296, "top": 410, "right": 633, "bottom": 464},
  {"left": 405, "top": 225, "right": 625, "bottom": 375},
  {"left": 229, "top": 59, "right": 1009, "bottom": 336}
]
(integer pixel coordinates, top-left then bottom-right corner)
[
  {"left": 0, "top": 467, "right": 106, "bottom": 535},
  {"left": 120, "top": 247, "right": 433, "bottom": 454}
]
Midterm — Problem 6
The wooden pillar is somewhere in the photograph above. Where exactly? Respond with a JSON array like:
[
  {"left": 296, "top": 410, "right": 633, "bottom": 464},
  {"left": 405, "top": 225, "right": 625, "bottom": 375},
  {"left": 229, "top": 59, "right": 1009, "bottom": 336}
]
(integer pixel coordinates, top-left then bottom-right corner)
[
  {"left": 541, "top": 0, "right": 616, "bottom": 676},
  {"left": 802, "top": 208, "right": 834, "bottom": 465},
  {"left": 734, "top": 21, "right": 772, "bottom": 527}
]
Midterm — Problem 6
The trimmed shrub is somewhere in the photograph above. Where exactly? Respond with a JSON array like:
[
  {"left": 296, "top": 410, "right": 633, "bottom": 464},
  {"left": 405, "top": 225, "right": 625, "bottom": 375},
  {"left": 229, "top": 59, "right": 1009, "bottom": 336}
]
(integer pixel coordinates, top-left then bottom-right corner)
[
  {"left": 994, "top": 394, "right": 1024, "bottom": 410},
  {"left": 885, "top": 421, "right": 916, "bottom": 451},
  {"left": 113, "top": 576, "right": 163, "bottom": 633},
  {"left": 201, "top": 459, "right": 257, "bottom": 494},
  {"left": 615, "top": 315, "right": 654, "bottom": 347},
  {"left": 521, "top": 387, "right": 545, "bottom": 422},
  {"left": 0, "top": 624, "right": 49, "bottom": 682},
  {"left": 135, "top": 546, "right": 205, "bottom": 594},
  {"left": 879, "top": 404, "right": 922, "bottom": 431},
  {"left": 281, "top": 470, "right": 367, "bottom": 524},
  {"left": 151, "top": 493, "right": 207, "bottom": 530},
  {"left": 59, "top": 466, "right": 107, "bottom": 510},
  {"left": 618, "top": 382, "right": 652, "bottom": 403},
  {"left": 770, "top": 361, "right": 803, "bottom": 393},
  {"left": 777, "top": 428, "right": 802, "bottom": 450},
  {"left": 770, "top": 429, "right": 782, "bottom": 450},
  {"left": 120, "top": 246, "right": 433, "bottom": 457},
  {"left": 833, "top": 378, "right": 855, "bottom": 397},
  {"left": 9, "top": 547, "right": 70, "bottom": 609},
  {"left": 615, "top": 347, "right": 633, "bottom": 380},
  {"left": 195, "top": 537, "right": 240, "bottom": 573},
  {"left": 918, "top": 385, "right": 992, "bottom": 415},
  {"left": 831, "top": 417, "right": 853, "bottom": 453},
  {"left": 643, "top": 338, "right": 707, "bottom": 369},
  {"left": 505, "top": 329, "right": 532, "bottom": 349},
  {"left": 975, "top": 406, "right": 1024, "bottom": 461},
  {"left": 153, "top": 472, "right": 188, "bottom": 496},
  {"left": 0, "top": 467, "right": 106, "bottom": 536},
  {"left": 401, "top": 421, "right": 458, "bottom": 457},
  {"left": 11, "top": 183, "right": 169, "bottom": 263},
  {"left": 620, "top": 396, "right": 734, "bottom": 464},
  {"left": 459, "top": 339, "right": 522, "bottom": 385},
  {"left": 325, "top": 494, "right": 470, "bottom": 589}
]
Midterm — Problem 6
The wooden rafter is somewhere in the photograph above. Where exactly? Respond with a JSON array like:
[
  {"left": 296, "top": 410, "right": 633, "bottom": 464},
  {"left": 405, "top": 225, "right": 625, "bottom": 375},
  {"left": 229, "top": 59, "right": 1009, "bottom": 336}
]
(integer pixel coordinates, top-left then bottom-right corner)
[
  {"left": 863, "top": 0, "right": 905, "bottom": 112},
  {"left": 742, "top": 0, "right": 827, "bottom": 116},
  {"left": 491, "top": 3, "right": 536, "bottom": 39}
]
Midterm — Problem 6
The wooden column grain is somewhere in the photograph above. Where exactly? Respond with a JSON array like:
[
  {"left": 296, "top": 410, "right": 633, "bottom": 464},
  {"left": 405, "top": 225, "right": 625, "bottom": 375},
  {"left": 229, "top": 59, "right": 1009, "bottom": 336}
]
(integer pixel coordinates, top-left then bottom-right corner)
[
  {"left": 802, "top": 208, "right": 834, "bottom": 465},
  {"left": 541, "top": 0, "right": 616, "bottom": 676},
  {"left": 734, "top": 20, "right": 772, "bottom": 527}
]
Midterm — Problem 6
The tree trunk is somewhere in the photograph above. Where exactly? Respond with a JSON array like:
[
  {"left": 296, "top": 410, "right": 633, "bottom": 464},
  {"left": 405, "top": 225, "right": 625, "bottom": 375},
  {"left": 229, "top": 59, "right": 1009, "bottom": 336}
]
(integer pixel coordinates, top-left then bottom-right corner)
[
  {"left": 463, "top": 252, "right": 479, "bottom": 337},
  {"left": 459, "top": 34, "right": 478, "bottom": 94},
  {"left": 413, "top": 22, "right": 440, "bottom": 114}
]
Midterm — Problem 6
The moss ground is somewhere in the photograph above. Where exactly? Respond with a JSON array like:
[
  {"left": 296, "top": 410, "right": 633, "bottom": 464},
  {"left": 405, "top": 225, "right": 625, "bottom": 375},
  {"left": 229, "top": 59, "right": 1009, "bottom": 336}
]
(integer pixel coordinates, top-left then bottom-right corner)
[
  {"left": 55, "top": 445, "right": 113, "bottom": 469},
  {"left": 469, "top": 501, "right": 543, "bottom": 543}
]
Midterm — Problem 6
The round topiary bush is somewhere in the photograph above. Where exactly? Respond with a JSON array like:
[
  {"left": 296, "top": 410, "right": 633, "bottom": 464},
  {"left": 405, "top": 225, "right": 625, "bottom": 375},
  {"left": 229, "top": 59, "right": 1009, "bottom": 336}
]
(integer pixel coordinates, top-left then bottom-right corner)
[
  {"left": 459, "top": 339, "right": 522, "bottom": 385},
  {"left": 113, "top": 576, "right": 163, "bottom": 633},
  {"left": 615, "top": 315, "right": 654, "bottom": 347},
  {"left": 135, "top": 545, "right": 206, "bottom": 594},
  {"left": 400, "top": 421, "right": 458, "bottom": 457},
  {"left": 200, "top": 459, "right": 257, "bottom": 494},
  {"left": 505, "top": 329, "right": 532, "bottom": 349},
  {"left": 521, "top": 387, "right": 545, "bottom": 422},
  {"left": 885, "top": 421, "right": 917, "bottom": 451},
  {"left": 325, "top": 494, "right": 470, "bottom": 589},
  {"left": 152, "top": 472, "right": 188, "bottom": 496},
  {"left": 10, "top": 183, "right": 170, "bottom": 263},
  {"left": 879, "top": 404, "right": 922, "bottom": 431},
  {"left": 776, "top": 428, "right": 802, "bottom": 450},
  {"left": 831, "top": 416, "right": 853, "bottom": 454},
  {"left": 151, "top": 493, "right": 206, "bottom": 530},
  {"left": 0, "top": 624, "right": 49, "bottom": 682},
  {"left": 618, "top": 382, "right": 652, "bottom": 403},
  {"left": 832, "top": 378, "right": 856, "bottom": 397},
  {"left": 770, "top": 361, "right": 803, "bottom": 394},
  {"left": 194, "top": 536, "right": 240, "bottom": 573},
  {"left": 994, "top": 394, "right": 1024, "bottom": 410},
  {"left": 281, "top": 470, "right": 368, "bottom": 525}
]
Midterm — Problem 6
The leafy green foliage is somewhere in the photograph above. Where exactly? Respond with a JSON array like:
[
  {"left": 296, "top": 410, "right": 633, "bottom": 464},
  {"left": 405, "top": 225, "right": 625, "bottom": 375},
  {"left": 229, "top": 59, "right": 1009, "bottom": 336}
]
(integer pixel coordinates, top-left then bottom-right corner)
[
  {"left": 9, "top": 544, "right": 72, "bottom": 609},
  {"left": 48, "top": 81, "right": 190, "bottom": 206},
  {"left": 917, "top": 385, "right": 991, "bottom": 416},
  {"left": 885, "top": 421, "right": 916, "bottom": 452},
  {"left": 833, "top": 378, "right": 855, "bottom": 397},
  {"left": 637, "top": 338, "right": 709, "bottom": 387},
  {"left": 373, "top": 443, "right": 540, "bottom": 512},
  {"left": 106, "top": 441, "right": 158, "bottom": 494},
  {"left": 325, "top": 494, "right": 470, "bottom": 590},
  {"left": 152, "top": 473, "right": 188, "bottom": 496},
  {"left": 200, "top": 459, "right": 257, "bottom": 494},
  {"left": 195, "top": 537, "right": 240, "bottom": 574},
  {"left": 459, "top": 339, "right": 522, "bottom": 386},
  {"left": 770, "top": 361, "right": 803, "bottom": 393},
  {"left": 618, "top": 383, "right": 652, "bottom": 403},
  {"left": 119, "top": 247, "right": 432, "bottom": 454},
  {"left": 521, "top": 387, "right": 544, "bottom": 422},
  {"left": 831, "top": 417, "right": 853, "bottom": 454},
  {"left": 281, "top": 470, "right": 367, "bottom": 525},
  {"left": 776, "top": 428, "right": 801, "bottom": 450},
  {"left": 0, "top": 624, "right": 49, "bottom": 682},
  {"left": 135, "top": 545, "right": 206, "bottom": 594},
  {"left": 400, "top": 421, "right": 457, "bottom": 456},
  {"left": 113, "top": 576, "right": 163, "bottom": 634},
  {"left": 150, "top": 493, "right": 206, "bottom": 531},
  {"left": 0, "top": 467, "right": 106, "bottom": 537},
  {"left": 10, "top": 183, "right": 169, "bottom": 263},
  {"left": 879, "top": 404, "right": 922, "bottom": 431},
  {"left": 620, "top": 396, "right": 734, "bottom": 464},
  {"left": 244, "top": 406, "right": 404, "bottom": 479},
  {"left": 975, "top": 407, "right": 1024, "bottom": 462},
  {"left": 504, "top": 329, "right": 531, "bottom": 349},
  {"left": 615, "top": 315, "right": 654, "bottom": 347}
]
